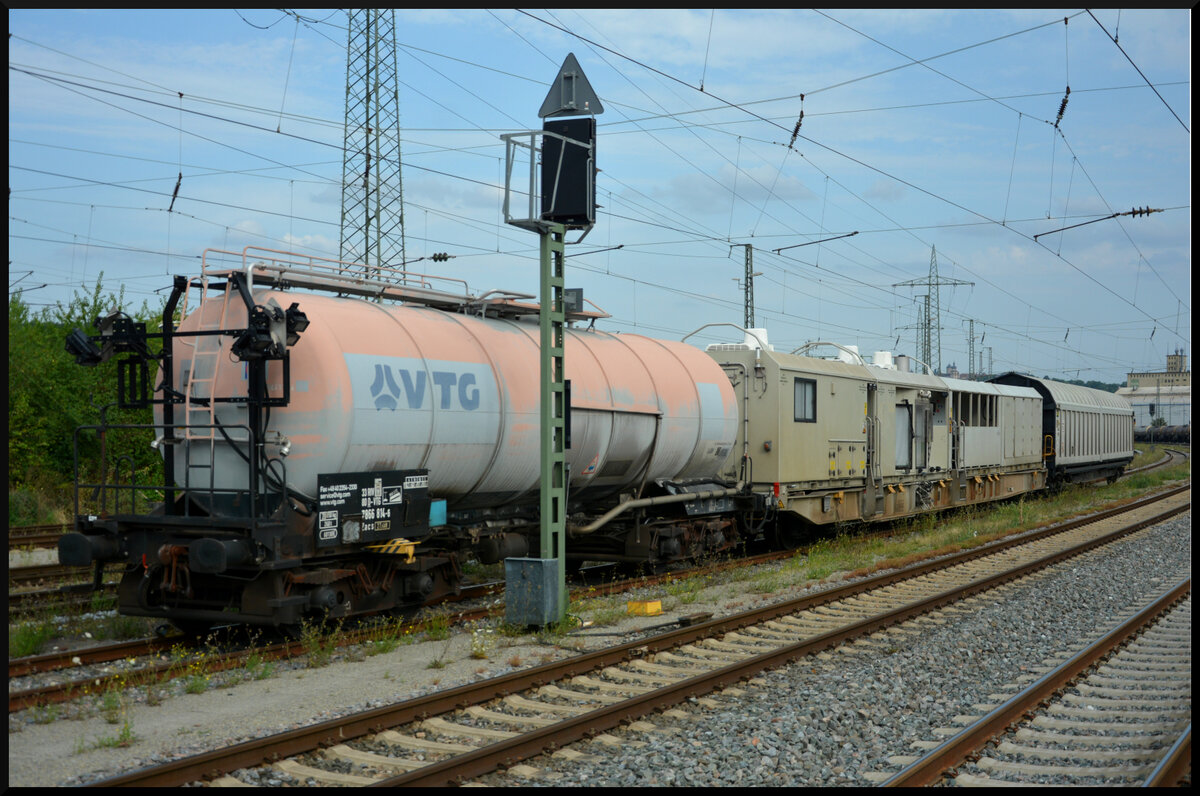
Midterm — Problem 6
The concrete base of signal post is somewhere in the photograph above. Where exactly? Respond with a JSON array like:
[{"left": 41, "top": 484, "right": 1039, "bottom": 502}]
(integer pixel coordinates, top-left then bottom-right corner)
[{"left": 504, "top": 557, "right": 564, "bottom": 627}]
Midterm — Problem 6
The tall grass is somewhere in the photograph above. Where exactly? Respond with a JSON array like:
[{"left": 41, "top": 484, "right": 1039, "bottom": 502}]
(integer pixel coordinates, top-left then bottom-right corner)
[{"left": 741, "top": 462, "right": 1189, "bottom": 596}]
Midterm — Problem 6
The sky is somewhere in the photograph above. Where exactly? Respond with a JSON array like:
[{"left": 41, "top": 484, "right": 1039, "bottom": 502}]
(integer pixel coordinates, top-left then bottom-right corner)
[{"left": 8, "top": 8, "right": 1191, "bottom": 385}]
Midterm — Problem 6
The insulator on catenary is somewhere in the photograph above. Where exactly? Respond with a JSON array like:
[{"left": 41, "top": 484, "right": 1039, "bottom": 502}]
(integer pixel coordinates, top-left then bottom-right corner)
[
  {"left": 788, "top": 96, "right": 805, "bottom": 149},
  {"left": 1054, "top": 86, "right": 1070, "bottom": 128}
]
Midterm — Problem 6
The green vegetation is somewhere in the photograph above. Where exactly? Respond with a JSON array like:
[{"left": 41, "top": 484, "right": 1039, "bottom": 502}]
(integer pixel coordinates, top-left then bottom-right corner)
[
  {"left": 9, "top": 277, "right": 169, "bottom": 522},
  {"left": 9, "top": 594, "right": 157, "bottom": 657},
  {"left": 663, "top": 573, "right": 708, "bottom": 607},
  {"left": 242, "top": 647, "right": 276, "bottom": 681},
  {"left": 753, "top": 463, "right": 1190, "bottom": 594},
  {"left": 1042, "top": 376, "right": 1123, "bottom": 393},
  {"left": 420, "top": 609, "right": 452, "bottom": 641},
  {"left": 181, "top": 646, "right": 217, "bottom": 693},
  {"left": 570, "top": 591, "right": 628, "bottom": 627},
  {"left": 77, "top": 718, "right": 139, "bottom": 752},
  {"left": 363, "top": 617, "right": 415, "bottom": 655},
  {"left": 620, "top": 462, "right": 1190, "bottom": 611},
  {"left": 9, "top": 618, "right": 57, "bottom": 657},
  {"left": 298, "top": 618, "right": 340, "bottom": 668},
  {"left": 1128, "top": 444, "right": 1176, "bottom": 470}
]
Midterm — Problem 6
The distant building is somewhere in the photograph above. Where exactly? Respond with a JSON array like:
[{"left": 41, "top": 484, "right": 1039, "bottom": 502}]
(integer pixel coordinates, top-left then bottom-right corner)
[
  {"left": 1118, "top": 350, "right": 1191, "bottom": 428},
  {"left": 1126, "top": 349, "right": 1189, "bottom": 389}
]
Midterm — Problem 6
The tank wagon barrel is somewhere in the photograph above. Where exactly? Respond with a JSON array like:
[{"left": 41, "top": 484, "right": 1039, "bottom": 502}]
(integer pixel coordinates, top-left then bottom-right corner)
[{"left": 173, "top": 289, "right": 738, "bottom": 514}]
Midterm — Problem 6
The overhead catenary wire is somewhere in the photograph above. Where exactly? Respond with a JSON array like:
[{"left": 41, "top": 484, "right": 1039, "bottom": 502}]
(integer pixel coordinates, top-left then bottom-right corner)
[
  {"left": 8, "top": 13, "right": 1187, "bottom": 376},
  {"left": 699, "top": 10, "right": 715, "bottom": 92},
  {"left": 549, "top": 13, "right": 1188, "bottom": 345},
  {"left": 9, "top": 59, "right": 1176, "bottom": 357},
  {"left": 9, "top": 48, "right": 1180, "bottom": 260},
  {"left": 540, "top": 10, "right": 1188, "bottom": 343},
  {"left": 1086, "top": 10, "right": 1189, "bottom": 133}
]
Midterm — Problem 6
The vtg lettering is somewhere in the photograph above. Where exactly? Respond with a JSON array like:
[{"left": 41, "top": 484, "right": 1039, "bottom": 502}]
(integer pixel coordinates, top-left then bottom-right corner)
[{"left": 370, "top": 364, "right": 481, "bottom": 411}]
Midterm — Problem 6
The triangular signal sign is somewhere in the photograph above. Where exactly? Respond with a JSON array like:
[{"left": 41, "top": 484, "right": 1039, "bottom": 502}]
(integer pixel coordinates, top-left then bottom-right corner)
[{"left": 539, "top": 53, "right": 604, "bottom": 118}]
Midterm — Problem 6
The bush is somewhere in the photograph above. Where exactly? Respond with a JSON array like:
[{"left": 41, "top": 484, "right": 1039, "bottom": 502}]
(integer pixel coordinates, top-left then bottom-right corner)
[{"left": 9, "top": 276, "right": 168, "bottom": 515}]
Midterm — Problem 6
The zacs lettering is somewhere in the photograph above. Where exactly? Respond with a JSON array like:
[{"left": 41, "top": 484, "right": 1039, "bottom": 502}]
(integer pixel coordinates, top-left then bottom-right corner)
[{"left": 370, "top": 364, "right": 480, "bottom": 412}]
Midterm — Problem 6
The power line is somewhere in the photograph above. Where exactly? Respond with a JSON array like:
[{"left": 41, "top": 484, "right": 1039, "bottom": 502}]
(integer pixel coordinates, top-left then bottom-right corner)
[
  {"left": 1086, "top": 10, "right": 1189, "bottom": 133},
  {"left": 515, "top": 10, "right": 1186, "bottom": 344},
  {"left": 10, "top": 13, "right": 1186, "bottom": 378}
]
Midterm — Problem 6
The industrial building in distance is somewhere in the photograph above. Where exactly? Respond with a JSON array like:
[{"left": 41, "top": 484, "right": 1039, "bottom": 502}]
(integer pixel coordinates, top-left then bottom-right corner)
[{"left": 1117, "top": 349, "right": 1191, "bottom": 431}]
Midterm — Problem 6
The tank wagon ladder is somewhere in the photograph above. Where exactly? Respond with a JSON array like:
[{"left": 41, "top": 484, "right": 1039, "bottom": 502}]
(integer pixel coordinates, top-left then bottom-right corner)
[{"left": 179, "top": 273, "right": 237, "bottom": 494}]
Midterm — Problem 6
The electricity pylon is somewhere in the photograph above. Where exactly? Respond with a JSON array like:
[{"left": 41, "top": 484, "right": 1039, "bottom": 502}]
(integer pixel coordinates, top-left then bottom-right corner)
[
  {"left": 339, "top": 9, "right": 406, "bottom": 278},
  {"left": 894, "top": 246, "right": 972, "bottom": 374}
]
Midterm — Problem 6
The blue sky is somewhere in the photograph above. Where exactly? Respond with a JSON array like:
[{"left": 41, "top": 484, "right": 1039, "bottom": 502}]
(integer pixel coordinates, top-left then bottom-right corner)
[{"left": 8, "top": 9, "right": 1191, "bottom": 384}]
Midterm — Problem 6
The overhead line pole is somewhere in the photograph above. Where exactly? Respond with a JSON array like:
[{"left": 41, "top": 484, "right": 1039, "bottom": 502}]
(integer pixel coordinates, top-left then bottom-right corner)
[
  {"left": 894, "top": 246, "right": 972, "bottom": 375},
  {"left": 501, "top": 54, "right": 602, "bottom": 628},
  {"left": 340, "top": 9, "right": 406, "bottom": 279}
]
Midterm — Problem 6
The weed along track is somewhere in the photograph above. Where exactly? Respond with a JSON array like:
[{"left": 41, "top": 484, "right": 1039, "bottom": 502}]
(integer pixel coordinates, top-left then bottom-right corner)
[
  {"left": 9, "top": 467, "right": 1187, "bottom": 689},
  {"left": 80, "top": 486, "right": 1188, "bottom": 787}
]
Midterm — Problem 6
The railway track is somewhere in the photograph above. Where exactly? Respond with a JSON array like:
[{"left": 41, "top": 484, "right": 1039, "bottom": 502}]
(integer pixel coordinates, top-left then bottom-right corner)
[
  {"left": 7, "top": 485, "right": 1182, "bottom": 711},
  {"left": 8, "top": 562, "right": 107, "bottom": 589},
  {"left": 1126, "top": 446, "right": 1190, "bottom": 476},
  {"left": 877, "top": 581, "right": 1190, "bottom": 787},
  {"left": 7, "top": 583, "right": 115, "bottom": 618},
  {"left": 10, "top": 469, "right": 1190, "bottom": 698},
  {"left": 83, "top": 485, "right": 1189, "bottom": 786},
  {"left": 8, "top": 590, "right": 495, "bottom": 714},
  {"left": 6, "top": 444, "right": 1186, "bottom": 558},
  {"left": 8, "top": 522, "right": 71, "bottom": 551},
  {"left": 7, "top": 549, "right": 793, "bottom": 712}
]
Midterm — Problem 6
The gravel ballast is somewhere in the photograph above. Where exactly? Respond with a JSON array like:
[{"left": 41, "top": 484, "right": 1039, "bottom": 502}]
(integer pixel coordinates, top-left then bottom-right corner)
[
  {"left": 7, "top": 512, "right": 1190, "bottom": 787},
  {"left": 478, "top": 514, "right": 1191, "bottom": 787}
]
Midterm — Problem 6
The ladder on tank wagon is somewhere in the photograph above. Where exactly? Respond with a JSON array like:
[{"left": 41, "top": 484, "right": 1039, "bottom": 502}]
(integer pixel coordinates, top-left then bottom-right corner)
[{"left": 177, "top": 274, "right": 242, "bottom": 501}]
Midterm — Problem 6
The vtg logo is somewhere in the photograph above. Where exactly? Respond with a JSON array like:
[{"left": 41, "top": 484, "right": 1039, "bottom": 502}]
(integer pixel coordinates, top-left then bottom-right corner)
[{"left": 369, "top": 364, "right": 481, "bottom": 412}]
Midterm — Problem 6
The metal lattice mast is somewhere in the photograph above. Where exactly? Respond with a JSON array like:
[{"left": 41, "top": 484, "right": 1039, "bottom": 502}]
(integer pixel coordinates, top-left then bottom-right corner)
[
  {"left": 967, "top": 319, "right": 976, "bottom": 379},
  {"left": 743, "top": 244, "right": 755, "bottom": 328},
  {"left": 893, "top": 246, "right": 972, "bottom": 374},
  {"left": 929, "top": 247, "right": 943, "bottom": 374},
  {"left": 730, "top": 244, "right": 760, "bottom": 329},
  {"left": 339, "top": 9, "right": 406, "bottom": 278},
  {"left": 914, "top": 299, "right": 925, "bottom": 365},
  {"left": 921, "top": 294, "right": 932, "bottom": 369}
]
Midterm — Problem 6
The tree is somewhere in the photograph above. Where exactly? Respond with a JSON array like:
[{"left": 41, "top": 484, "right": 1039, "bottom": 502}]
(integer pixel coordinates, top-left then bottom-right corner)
[{"left": 8, "top": 275, "right": 165, "bottom": 511}]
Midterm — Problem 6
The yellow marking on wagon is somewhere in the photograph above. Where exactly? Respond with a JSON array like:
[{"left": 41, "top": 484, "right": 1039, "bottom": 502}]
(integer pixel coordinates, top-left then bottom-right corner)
[{"left": 365, "top": 538, "right": 418, "bottom": 563}]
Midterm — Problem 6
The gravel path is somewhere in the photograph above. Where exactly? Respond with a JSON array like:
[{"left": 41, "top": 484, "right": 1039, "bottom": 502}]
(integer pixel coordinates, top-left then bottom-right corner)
[{"left": 7, "top": 512, "right": 1189, "bottom": 787}]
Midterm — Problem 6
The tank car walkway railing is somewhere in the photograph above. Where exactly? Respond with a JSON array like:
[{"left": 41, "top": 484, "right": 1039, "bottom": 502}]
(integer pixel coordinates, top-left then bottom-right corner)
[{"left": 198, "top": 246, "right": 610, "bottom": 323}]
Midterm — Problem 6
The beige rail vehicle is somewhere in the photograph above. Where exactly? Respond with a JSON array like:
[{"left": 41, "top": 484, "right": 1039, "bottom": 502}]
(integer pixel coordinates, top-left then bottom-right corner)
[{"left": 707, "top": 342, "right": 1046, "bottom": 530}]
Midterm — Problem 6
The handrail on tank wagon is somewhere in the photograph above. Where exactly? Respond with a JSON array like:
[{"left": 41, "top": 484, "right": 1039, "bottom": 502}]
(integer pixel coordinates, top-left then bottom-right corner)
[
  {"left": 199, "top": 246, "right": 472, "bottom": 297},
  {"left": 72, "top": 421, "right": 283, "bottom": 527}
]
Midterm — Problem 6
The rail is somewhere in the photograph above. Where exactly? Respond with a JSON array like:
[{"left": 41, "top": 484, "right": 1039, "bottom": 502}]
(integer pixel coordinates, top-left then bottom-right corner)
[
  {"left": 85, "top": 484, "right": 1188, "bottom": 786},
  {"left": 881, "top": 576, "right": 1192, "bottom": 787}
]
